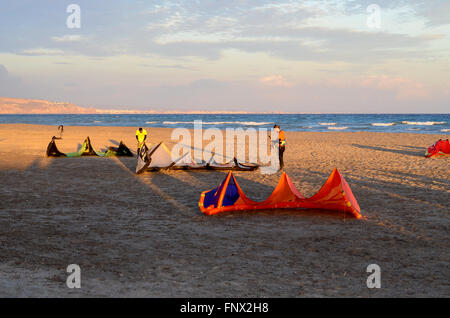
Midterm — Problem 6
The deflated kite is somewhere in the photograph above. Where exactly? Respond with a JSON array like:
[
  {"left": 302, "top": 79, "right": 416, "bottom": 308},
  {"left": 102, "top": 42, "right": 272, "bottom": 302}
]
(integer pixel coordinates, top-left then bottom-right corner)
[
  {"left": 46, "top": 137, "right": 133, "bottom": 157},
  {"left": 199, "top": 169, "right": 362, "bottom": 218},
  {"left": 136, "top": 141, "right": 259, "bottom": 174},
  {"left": 425, "top": 139, "right": 450, "bottom": 158}
]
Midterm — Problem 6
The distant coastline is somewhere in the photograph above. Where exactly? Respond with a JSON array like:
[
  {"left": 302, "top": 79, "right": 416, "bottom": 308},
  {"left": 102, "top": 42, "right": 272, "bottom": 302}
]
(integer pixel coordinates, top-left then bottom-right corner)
[
  {"left": 0, "top": 96, "right": 287, "bottom": 115},
  {"left": 0, "top": 96, "right": 97, "bottom": 114},
  {"left": 1, "top": 96, "right": 448, "bottom": 115}
]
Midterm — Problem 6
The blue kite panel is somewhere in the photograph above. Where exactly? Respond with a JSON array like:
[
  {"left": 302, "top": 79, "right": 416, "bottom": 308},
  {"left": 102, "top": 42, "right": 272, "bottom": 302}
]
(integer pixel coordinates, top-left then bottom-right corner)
[
  {"left": 203, "top": 175, "right": 240, "bottom": 209},
  {"left": 203, "top": 186, "right": 220, "bottom": 209},
  {"left": 221, "top": 177, "right": 240, "bottom": 206}
]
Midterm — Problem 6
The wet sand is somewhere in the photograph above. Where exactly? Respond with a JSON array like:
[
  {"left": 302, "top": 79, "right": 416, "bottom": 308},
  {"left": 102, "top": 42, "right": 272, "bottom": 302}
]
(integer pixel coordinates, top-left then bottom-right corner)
[{"left": 0, "top": 124, "right": 448, "bottom": 297}]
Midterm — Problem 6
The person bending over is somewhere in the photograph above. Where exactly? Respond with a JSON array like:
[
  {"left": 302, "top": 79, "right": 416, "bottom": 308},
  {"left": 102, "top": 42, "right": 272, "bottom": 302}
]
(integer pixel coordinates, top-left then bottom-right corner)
[{"left": 136, "top": 127, "right": 147, "bottom": 154}]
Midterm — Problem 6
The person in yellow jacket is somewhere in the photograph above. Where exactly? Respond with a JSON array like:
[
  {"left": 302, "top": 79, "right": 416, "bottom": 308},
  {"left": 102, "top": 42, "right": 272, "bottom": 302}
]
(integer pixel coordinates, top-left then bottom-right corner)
[
  {"left": 274, "top": 125, "right": 286, "bottom": 170},
  {"left": 136, "top": 127, "right": 147, "bottom": 154}
]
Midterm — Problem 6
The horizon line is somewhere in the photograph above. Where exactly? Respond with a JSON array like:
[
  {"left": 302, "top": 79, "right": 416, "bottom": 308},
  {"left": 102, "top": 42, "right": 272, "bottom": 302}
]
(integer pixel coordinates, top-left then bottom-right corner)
[{"left": 1, "top": 112, "right": 449, "bottom": 115}]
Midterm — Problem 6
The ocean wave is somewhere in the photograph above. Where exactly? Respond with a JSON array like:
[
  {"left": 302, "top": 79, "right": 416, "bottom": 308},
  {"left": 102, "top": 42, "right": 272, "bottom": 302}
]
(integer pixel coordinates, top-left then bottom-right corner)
[
  {"left": 371, "top": 122, "right": 395, "bottom": 126},
  {"left": 146, "top": 121, "right": 158, "bottom": 124},
  {"left": 236, "top": 121, "right": 273, "bottom": 126},
  {"left": 202, "top": 121, "right": 235, "bottom": 125},
  {"left": 93, "top": 120, "right": 101, "bottom": 123},
  {"left": 328, "top": 126, "right": 348, "bottom": 130},
  {"left": 162, "top": 121, "right": 273, "bottom": 126},
  {"left": 162, "top": 121, "right": 190, "bottom": 124},
  {"left": 203, "top": 121, "right": 273, "bottom": 125},
  {"left": 441, "top": 129, "right": 450, "bottom": 132},
  {"left": 319, "top": 123, "right": 336, "bottom": 126},
  {"left": 402, "top": 121, "right": 446, "bottom": 126}
]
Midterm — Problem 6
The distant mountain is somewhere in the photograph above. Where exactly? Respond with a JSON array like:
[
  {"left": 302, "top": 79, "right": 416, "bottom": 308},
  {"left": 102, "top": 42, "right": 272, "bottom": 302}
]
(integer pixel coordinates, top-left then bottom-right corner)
[
  {"left": 0, "top": 96, "right": 98, "bottom": 114},
  {"left": 0, "top": 96, "right": 287, "bottom": 114}
]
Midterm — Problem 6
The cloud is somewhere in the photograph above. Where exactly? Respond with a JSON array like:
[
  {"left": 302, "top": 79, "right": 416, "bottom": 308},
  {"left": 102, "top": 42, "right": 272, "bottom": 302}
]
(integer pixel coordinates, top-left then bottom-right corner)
[
  {"left": 0, "top": 64, "right": 8, "bottom": 78},
  {"left": 416, "top": 1, "right": 450, "bottom": 26},
  {"left": 259, "top": 75, "right": 293, "bottom": 87},
  {"left": 127, "top": 77, "right": 448, "bottom": 112},
  {"left": 0, "top": 1, "right": 448, "bottom": 113},
  {"left": 139, "top": 64, "right": 195, "bottom": 70},
  {"left": 336, "top": 0, "right": 450, "bottom": 26},
  {"left": 0, "top": 0, "right": 444, "bottom": 62},
  {"left": 51, "top": 35, "right": 84, "bottom": 42},
  {"left": 360, "top": 75, "right": 430, "bottom": 100},
  {"left": 444, "top": 84, "right": 450, "bottom": 96},
  {"left": 20, "top": 48, "right": 65, "bottom": 56},
  {"left": 0, "top": 64, "right": 24, "bottom": 97},
  {"left": 3, "top": 70, "right": 447, "bottom": 113},
  {"left": 317, "top": 74, "right": 432, "bottom": 101}
]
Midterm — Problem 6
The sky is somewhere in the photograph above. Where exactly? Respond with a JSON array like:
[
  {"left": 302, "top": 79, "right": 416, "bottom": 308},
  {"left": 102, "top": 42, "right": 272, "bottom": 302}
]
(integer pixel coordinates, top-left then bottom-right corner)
[{"left": 0, "top": 0, "right": 449, "bottom": 113}]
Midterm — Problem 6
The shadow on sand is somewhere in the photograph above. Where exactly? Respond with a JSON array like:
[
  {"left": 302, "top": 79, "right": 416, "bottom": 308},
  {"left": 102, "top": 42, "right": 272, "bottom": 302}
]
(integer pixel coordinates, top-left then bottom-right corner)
[
  {"left": 352, "top": 144, "right": 425, "bottom": 157},
  {"left": 1, "top": 146, "right": 448, "bottom": 297}
]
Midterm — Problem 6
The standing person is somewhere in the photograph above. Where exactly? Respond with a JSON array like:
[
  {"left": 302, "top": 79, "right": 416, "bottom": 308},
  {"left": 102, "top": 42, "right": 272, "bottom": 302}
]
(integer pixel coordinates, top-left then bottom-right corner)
[
  {"left": 136, "top": 127, "right": 147, "bottom": 154},
  {"left": 273, "top": 125, "right": 286, "bottom": 170}
]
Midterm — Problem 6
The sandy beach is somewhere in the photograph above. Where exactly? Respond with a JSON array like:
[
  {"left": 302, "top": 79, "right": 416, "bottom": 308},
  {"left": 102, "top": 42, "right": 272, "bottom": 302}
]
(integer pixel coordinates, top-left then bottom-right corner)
[{"left": 0, "top": 124, "right": 448, "bottom": 297}]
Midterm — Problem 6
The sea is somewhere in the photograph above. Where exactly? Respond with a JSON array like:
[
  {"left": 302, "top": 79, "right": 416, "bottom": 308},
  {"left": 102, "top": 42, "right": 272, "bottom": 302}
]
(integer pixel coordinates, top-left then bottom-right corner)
[{"left": 0, "top": 114, "right": 449, "bottom": 134}]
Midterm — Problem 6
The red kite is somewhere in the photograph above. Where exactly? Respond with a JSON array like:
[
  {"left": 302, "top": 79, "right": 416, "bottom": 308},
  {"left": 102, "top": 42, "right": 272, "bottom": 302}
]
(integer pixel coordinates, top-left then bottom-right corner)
[{"left": 199, "top": 168, "right": 362, "bottom": 219}]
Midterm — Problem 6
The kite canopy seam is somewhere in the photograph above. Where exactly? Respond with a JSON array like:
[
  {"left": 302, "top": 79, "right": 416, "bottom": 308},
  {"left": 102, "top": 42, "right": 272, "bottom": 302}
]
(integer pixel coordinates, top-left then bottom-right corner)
[{"left": 199, "top": 169, "right": 363, "bottom": 219}]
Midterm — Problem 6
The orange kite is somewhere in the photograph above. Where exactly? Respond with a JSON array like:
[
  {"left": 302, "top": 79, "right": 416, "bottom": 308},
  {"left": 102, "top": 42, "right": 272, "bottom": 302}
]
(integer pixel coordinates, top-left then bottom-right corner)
[{"left": 199, "top": 168, "right": 362, "bottom": 219}]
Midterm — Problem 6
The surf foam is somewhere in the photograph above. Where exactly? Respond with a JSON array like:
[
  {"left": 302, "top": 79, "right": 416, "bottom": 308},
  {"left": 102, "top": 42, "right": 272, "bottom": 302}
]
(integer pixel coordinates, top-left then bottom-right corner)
[
  {"left": 372, "top": 122, "right": 395, "bottom": 126},
  {"left": 402, "top": 121, "right": 446, "bottom": 126}
]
